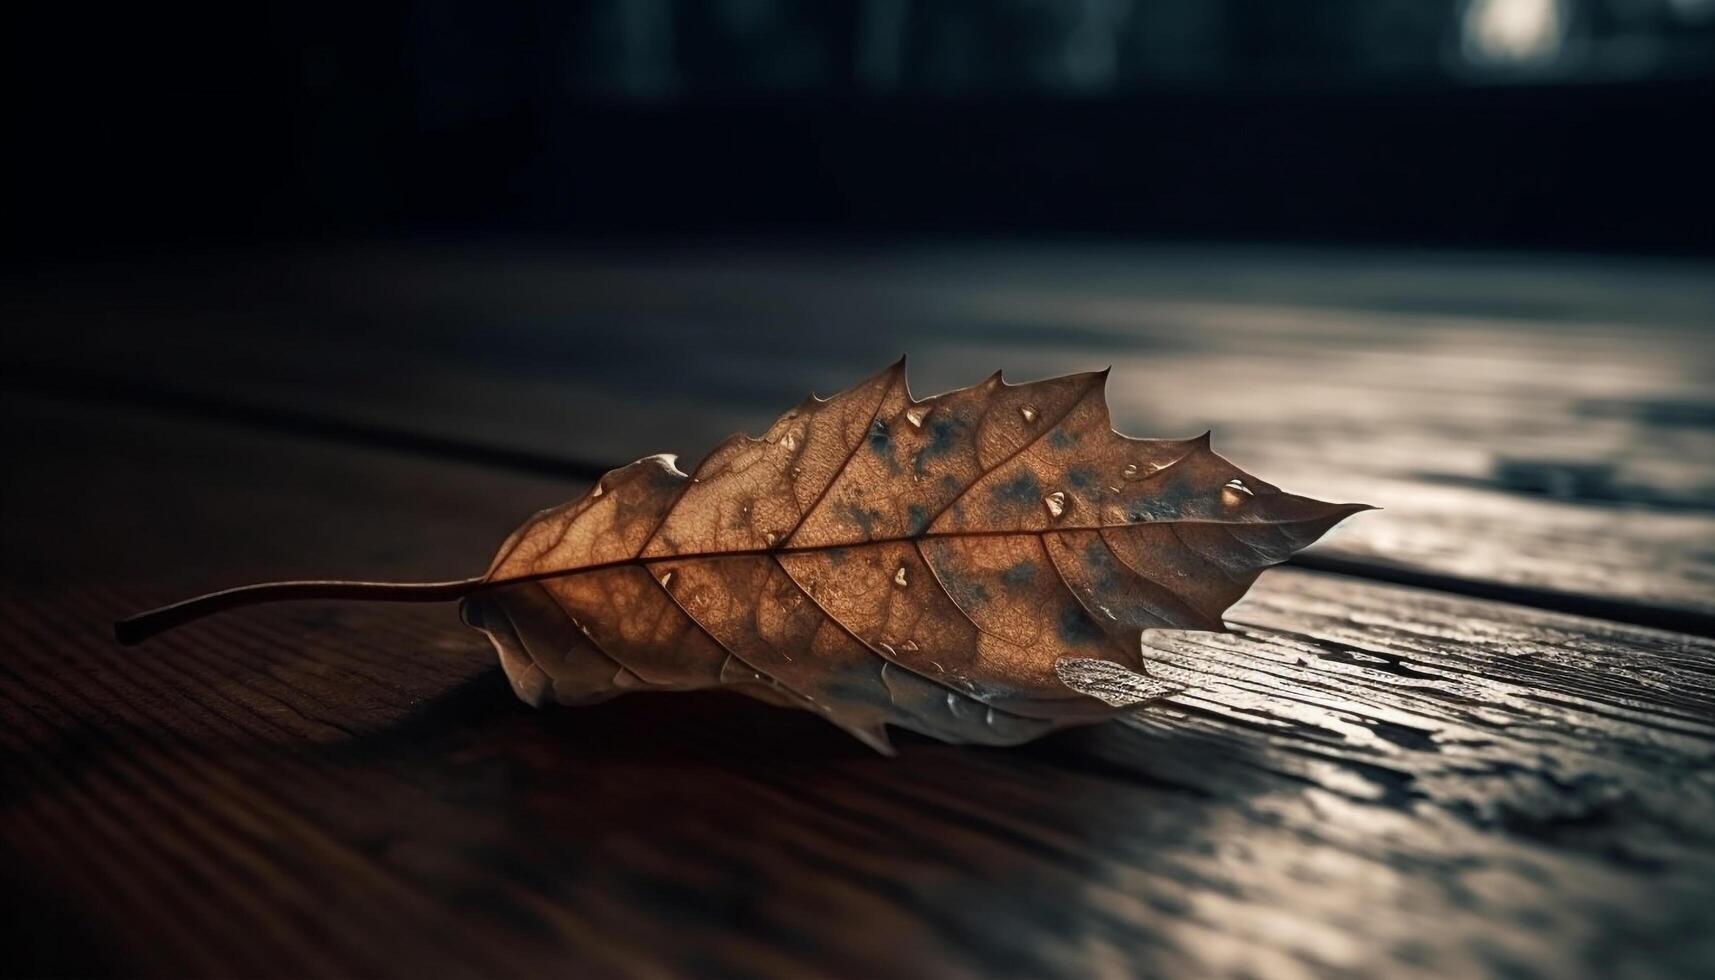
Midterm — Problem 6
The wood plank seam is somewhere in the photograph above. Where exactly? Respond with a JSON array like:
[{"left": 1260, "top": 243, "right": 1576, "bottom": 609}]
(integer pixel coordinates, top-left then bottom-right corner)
[{"left": 19, "top": 367, "right": 1712, "bottom": 640}]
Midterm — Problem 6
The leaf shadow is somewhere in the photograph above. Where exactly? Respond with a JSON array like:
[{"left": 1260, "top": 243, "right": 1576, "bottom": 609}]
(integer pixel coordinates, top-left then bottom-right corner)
[
  {"left": 7, "top": 654, "right": 1289, "bottom": 977},
  {"left": 288, "top": 665, "right": 1289, "bottom": 976}
]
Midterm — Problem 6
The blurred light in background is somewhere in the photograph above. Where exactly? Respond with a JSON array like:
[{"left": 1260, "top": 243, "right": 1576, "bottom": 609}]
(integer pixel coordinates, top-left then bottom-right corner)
[
  {"left": 1672, "top": 0, "right": 1715, "bottom": 20},
  {"left": 551, "top": 0, "right": 1714, "bottom": 98},
  {"left": 1462, "top": 0, "right": 1567, "bottom": 67}
]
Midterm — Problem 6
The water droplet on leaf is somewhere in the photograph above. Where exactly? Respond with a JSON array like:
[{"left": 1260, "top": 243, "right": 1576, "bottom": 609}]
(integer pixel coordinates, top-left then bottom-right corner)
[
  {"left": 1221, "top": 479, "right": 1254, "bottom": 508},
  {"left": 1020, "top": 405, "right": 1038, "bottom": 423},
  {"left": 1043, "top": 491, "right": 1066, "bottom": 518}
]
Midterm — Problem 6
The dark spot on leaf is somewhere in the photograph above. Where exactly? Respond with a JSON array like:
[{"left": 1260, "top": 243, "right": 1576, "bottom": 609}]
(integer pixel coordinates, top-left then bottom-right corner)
[
  {"left": 845, "top": 505, "right": 878, "bottom": 537},
  {"left": 1067, "top": 466, "right": 1096, "bottom": 490},
  {"left": 938, "top": 564, "right": 992, "bottom": 609},
  {"left": 868, "top": 418, "right": 891, "bottom": 457},
  {"left": 1049, "top": 429, "right": 1077, "bottom": 448},
  {"left": 1082, "top": 539, "right": 1121, "bottom": 590},
  {"left": 907, "top": 505, "right": 932, "bottom": 536},
  {"left": 914, "top": 413, "right": 966, "bottom": 475},
  {"left": 1059, "top": 604, "right": 1105, "bottom": 646},
  {"left": 1122, "top": 471, "right": 1197, "bottom": 520},
  {"left": 990, "top": 472, "right": 1041, "bottom": 509},
  {"left": 1001, "top": 560, "right": 1037, "bottom": 589}
]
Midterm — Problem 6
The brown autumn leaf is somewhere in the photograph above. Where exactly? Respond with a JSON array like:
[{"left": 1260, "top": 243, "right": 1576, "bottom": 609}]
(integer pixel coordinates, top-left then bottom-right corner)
[
  {"left": 116, "top": 360, "right": 1370, "bottom": 754},
  {"left": 461, "top": 360, "right": 1370, "bottom": 752}
]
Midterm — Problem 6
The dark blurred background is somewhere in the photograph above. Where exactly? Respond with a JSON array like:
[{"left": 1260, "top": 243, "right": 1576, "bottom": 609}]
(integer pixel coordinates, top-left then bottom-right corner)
[
  {"left": 8, "top": 0, "right": 1715, "bottom": 255},
  {"left": 5, "top": 0, "right": 1714, "bottom": 614}
]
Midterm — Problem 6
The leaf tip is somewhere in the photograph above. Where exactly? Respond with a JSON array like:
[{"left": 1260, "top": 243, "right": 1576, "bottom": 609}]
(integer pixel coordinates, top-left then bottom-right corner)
[
  {"left": 889, "top": 354, "right": 915, "bottom": 399},
  {"left": 879, "top": 354, "right": 909, "bottom": 383},
  {"left": 1322, "top": 502, "right": 1380, "bottom": 521},
  {"left": 641, "top": 452, "right": 687, "bottom": 478}
]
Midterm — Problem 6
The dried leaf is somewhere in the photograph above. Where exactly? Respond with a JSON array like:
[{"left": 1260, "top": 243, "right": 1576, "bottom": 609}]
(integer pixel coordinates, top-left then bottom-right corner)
[
  {"left": 460, "top": 361, "right": 1370, "bottom": 753},
  {"left": 116, "top": 360, "right": 1369, "bottom": 753}
]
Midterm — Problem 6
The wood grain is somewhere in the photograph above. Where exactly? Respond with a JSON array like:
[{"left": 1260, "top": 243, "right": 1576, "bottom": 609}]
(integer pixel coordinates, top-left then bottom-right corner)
[{"left": 3, "top": 394, "right": 1712, "bottom": 978}]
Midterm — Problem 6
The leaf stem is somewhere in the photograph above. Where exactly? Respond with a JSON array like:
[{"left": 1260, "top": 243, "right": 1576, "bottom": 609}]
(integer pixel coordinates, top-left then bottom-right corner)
[{"left": 114, "top": 577, "right": 487, "bottom": 646}]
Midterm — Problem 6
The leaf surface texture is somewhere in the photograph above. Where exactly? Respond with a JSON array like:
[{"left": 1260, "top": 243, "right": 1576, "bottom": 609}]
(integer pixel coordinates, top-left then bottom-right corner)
[{"left": 464, "top": 362, "right": 1368, "bottom": 752}]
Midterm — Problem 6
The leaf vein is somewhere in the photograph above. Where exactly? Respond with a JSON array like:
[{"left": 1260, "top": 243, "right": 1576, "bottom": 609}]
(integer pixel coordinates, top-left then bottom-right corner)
[
  {"left": 775, "top": 551, "right": 1038, "bottom": 721},
  {"left": 919, "top": 374, "right": 1103, "bottom": 530},
  {"left": 782, "top": 368, "right": 899, "bottom": 544}
]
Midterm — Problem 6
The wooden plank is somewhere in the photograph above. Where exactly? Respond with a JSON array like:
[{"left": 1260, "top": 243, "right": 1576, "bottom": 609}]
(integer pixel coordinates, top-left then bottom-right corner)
[
  {"left": 7, "top": 243, "right": 1714, "bottom": 622},
  {"left": 2, "top": 394, "right": 1712, "bottom": 978}
]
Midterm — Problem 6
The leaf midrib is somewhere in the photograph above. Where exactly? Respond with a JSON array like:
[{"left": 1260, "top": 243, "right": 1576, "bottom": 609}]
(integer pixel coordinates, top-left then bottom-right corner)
[{"left": 487, "top": 517, "right": 1340, "bottom": 590}]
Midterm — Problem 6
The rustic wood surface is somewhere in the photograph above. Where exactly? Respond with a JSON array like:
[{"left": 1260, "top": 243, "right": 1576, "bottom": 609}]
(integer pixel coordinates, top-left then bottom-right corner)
[
  {"left": 9, "top": 244, "right": 1715, "bottom": 624},
  {"left": 3, "top": 244, "right": 1714, "bottom": 978}
]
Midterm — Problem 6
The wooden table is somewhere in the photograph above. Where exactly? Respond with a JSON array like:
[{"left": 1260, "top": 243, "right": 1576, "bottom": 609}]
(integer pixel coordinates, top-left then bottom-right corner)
[{"left": 4, "top": 242, "right": 1713, "bottom": 978}]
